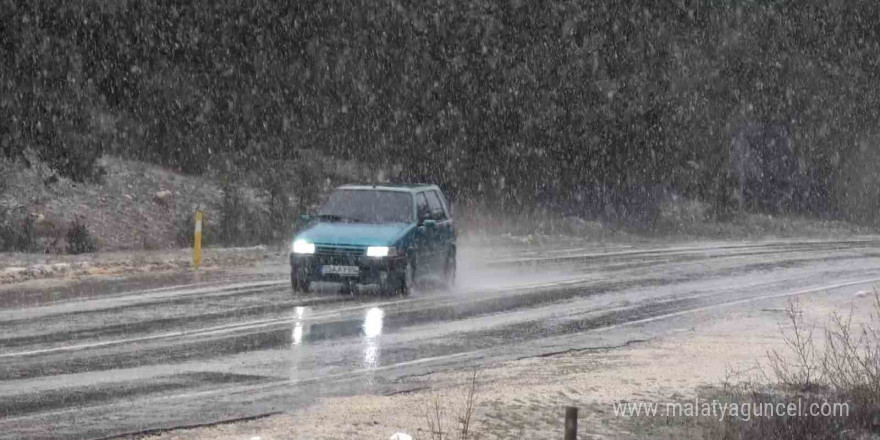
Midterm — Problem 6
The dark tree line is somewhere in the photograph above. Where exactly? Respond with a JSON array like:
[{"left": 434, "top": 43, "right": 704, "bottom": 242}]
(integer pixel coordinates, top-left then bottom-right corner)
[{"left": 2, "top": 0, "right": 879, "bottom": 226}]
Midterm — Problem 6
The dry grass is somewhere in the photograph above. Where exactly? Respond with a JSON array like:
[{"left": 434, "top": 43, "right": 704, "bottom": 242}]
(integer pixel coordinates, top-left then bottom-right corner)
[
  {"left": 644, "top": 292, "right": 880, "bottom": 440},
  {"left": 418, "top": 369, "right": 480, "bottom": 440}
]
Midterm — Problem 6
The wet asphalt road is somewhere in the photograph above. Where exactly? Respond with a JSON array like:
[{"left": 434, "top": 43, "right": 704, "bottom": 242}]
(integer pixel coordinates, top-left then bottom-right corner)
[{"left": 3, "top": 238, "right": 880, "bottom": 439}]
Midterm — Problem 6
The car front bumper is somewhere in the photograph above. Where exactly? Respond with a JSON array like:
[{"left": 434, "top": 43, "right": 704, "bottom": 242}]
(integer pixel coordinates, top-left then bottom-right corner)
[{"left": 290, "top": 253, "right": 406, "bottom": 285}]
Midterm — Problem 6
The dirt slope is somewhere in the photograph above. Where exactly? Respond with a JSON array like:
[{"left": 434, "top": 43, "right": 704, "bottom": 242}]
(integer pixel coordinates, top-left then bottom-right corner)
[{"left": 2, "top": 156, "right": 223, "bottom": 251}]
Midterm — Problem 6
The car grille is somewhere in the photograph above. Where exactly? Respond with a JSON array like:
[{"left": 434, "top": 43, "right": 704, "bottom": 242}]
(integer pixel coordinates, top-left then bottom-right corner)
[{"left": 314, "top": 245, "right": 365, "bottom": 257}]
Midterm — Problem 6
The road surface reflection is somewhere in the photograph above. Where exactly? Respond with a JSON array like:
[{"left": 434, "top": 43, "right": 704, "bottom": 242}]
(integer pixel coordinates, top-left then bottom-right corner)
[{"left": 362, "top": 307, "right": 384, "bottom": 369}]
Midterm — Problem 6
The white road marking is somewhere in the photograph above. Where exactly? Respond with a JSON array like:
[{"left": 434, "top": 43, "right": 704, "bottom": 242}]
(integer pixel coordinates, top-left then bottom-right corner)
[
  {"left": 486, "top": 238, "right": 880, "bottom": 265},
  {"left": 0, "top": 280, "right": 286, "bottom": 322},
  {"left": 591, "top": 277, "right": 880, "bottom": 333}
]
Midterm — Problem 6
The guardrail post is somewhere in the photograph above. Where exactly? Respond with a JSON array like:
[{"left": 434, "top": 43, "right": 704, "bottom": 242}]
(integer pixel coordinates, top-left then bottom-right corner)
[
  {"left": 193, "top": 210, "right": 203, "bottom": 269},
  {"left": 564, "top": 406, "right": 577, "bottom": 440}
]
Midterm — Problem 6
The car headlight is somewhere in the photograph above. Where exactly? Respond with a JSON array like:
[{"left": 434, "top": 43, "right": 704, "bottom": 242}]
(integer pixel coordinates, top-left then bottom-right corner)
[
  {"left": 292, "top": 240, "right": 316, "bottom": 254},
  {"left": 366, "top": 246, "right": 396, "bottom": 257}
]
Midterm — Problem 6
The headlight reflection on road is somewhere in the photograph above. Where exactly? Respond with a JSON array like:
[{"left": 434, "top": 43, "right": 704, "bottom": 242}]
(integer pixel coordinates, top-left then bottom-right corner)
[
  {"left": 290, "top": 306, "right": 311, "bottom": 384},
  {"left": 292, "top": 306, "right": 308, "bottom": 346},
  {"left": 362, "top": 307, "right": 384, "bottom": 369},
  {"left": 363, "top": 307, "right": 384, "bottom": 338},
  {"left": 293, "top": 323, "right": 304, "bottom": 346}
]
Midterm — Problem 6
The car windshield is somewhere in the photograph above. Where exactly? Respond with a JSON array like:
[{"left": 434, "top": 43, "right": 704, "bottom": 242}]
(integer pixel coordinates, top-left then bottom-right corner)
[{"left": 318, "top": 189, "right": 413, "bottom": 224}]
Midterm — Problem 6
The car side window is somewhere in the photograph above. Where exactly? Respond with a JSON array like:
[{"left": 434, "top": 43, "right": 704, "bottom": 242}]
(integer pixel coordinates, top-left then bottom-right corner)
[
  {"left": 416, "top": 192, "right": 431, "bottom": 222},
  {"left": 425, "top": 191, "right": 447, "bottom": 221},
  {"left": 436, "top": 190, "right": 451, "bottom": 217}
]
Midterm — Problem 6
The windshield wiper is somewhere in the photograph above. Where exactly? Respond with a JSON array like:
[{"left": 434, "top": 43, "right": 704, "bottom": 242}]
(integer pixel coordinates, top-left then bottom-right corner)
[{"left": 317, "top": 214, "right": 357, "bottom": 223}]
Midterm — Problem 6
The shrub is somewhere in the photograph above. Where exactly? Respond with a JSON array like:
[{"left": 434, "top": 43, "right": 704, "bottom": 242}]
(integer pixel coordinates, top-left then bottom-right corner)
[
  {"left": 216, "top": 184, "right": 272, "bottom": 247},
  {"left": 692, "top": 294, "right": 880, "bottom": 440},
  {"left": 834, "top": 139, "right": 880, "bottom": 227},
  {"left": 418, "top": 369, "right": 480, "bottom": 440},
  {"left": 218, "top": 185, "right": 246, "bottom": 246},
  {"left": 174, "top": 209, "right": 212, "bottom": 248},
  {"left": 66, "top": 218, "right": 97, "bottom": 254},
  {"left": 0, "top": 210, "right": 36, "bottom": 252}
]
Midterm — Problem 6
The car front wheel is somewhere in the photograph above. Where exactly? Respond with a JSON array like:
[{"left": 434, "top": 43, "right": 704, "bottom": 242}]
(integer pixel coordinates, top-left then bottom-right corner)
[
  {"left": 444, "top": 252, "right": 456, "bottom": 290},
  {"left": 397, "top": 258, "right": 415, "bottom": 296},
  {"left": 291, "top": 272, "right": 311, "bottom": 293}
]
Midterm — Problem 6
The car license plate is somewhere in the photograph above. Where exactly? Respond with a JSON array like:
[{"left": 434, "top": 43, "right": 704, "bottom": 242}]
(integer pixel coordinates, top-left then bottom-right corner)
[{"left": 321, "top": 265, "right": 359, "bottom": 276}]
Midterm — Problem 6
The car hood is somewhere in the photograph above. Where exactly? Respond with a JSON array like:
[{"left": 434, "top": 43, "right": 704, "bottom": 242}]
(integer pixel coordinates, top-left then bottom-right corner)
[{"left": 295, "top": 222, "right": 414, "bottom": 247}]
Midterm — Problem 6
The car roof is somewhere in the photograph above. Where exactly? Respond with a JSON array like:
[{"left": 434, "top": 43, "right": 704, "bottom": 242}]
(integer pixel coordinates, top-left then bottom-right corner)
[{"left": 336, "top": 183, "right": 440, "bottom": 193}]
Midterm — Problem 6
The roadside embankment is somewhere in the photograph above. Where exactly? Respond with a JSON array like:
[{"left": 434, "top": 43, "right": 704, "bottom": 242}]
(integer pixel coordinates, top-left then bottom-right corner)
[{"left": 0, "top": 246, "right": 284, "bottom": 285}]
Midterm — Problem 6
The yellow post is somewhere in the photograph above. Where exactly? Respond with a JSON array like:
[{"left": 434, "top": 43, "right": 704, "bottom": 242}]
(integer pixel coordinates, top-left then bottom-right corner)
[{"left": 193, "top": 210, "right": 203, "bottom": 269}]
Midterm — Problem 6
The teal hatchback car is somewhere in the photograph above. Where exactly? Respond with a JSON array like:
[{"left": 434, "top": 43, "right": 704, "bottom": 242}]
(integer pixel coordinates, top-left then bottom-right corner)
[{"left": 290, "top": 184, "right": 456, "bottom": 294}]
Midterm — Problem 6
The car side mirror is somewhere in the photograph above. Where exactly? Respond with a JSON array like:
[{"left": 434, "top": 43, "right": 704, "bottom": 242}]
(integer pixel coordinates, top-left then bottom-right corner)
[
  {"left": 299, "top": 214, "right": 311, "bottom": 223},
  {"left": 422, "top": 219, "right": 437, "bottom": 229}
]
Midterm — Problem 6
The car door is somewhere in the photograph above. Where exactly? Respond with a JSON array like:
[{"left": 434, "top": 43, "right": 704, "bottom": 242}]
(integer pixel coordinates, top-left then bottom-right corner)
[
  {"left": 413, "top": 192, "right": 433, "bottom": 273},
  {"left": 434, "top": 189, "right": 455, "bottom": 251},
  {"left": 424, "top": 190, "right": 452, "bottom": 273}
]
